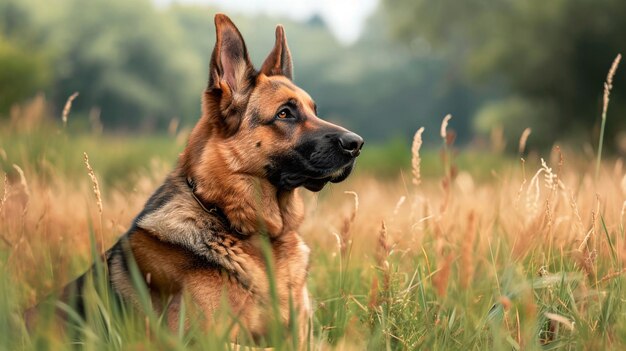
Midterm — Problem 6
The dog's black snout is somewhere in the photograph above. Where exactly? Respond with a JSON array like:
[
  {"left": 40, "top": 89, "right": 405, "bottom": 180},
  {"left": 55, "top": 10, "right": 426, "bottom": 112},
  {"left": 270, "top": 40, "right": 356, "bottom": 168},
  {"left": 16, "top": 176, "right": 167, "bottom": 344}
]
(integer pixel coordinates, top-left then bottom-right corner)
[{"left": 338, "top": 132, "right": 364, "bottom": 157}]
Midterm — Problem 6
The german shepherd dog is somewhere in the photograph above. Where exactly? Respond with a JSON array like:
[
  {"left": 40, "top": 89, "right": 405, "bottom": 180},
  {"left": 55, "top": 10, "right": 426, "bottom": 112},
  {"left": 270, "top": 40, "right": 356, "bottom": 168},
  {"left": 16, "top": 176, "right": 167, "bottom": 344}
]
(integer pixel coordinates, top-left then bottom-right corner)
[{"left": 26, "top": 13, "right": 363, "bottom": 346}]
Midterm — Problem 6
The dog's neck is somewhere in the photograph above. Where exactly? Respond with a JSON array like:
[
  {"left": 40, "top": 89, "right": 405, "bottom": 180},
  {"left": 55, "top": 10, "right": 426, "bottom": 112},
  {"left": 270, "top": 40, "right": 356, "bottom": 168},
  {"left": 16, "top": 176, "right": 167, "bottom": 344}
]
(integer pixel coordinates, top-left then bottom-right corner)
[{"left": 178, "top": 141, "right": 304, "bottom": 238}]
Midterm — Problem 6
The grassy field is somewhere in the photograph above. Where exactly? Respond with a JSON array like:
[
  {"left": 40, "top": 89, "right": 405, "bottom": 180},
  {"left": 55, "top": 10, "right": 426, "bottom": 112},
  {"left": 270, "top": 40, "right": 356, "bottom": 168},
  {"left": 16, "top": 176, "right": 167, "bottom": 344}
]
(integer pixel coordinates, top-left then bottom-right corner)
[{"left": 1, "top": 99, "right": 626, "bottom": 350}]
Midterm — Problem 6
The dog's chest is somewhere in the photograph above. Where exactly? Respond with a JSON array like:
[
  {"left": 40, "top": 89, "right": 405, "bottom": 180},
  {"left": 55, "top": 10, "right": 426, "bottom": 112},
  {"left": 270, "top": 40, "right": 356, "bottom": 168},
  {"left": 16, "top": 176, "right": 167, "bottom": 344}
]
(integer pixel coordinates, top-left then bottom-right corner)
[{"left": 234, "top": 232, "right": 311, "bottom": 335}]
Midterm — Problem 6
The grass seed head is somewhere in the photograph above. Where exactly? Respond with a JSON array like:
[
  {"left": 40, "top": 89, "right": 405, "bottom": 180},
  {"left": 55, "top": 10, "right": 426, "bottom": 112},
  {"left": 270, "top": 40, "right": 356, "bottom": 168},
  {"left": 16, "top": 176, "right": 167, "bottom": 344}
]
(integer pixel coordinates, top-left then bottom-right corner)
[
  {"left": 339, "top": 191, "right": 359, "bottom": 254},
  {"left": 377, "top": 220, "right": 391, "bottom": 267},
  {"left": 518, "top": 128, "right": 532, "bottom": 154},
  {"left": 440, "top": 114, "right": 452, "bottom": 140},
  {"left": 62, "top": 92, "right": 79, "bottom": 127},
  {"left": 603, "top": 54, "right": 622, "bottom": 119},
  {"left": 12, "top": 164, "right": 30, "bottom": 213},
  {"left": 0, "top": 173, "right": 8, "bottom": 214},
  {"left": 433, "top": 253, "right": 454, "bottom": 297},
  {"left": 83, "top": 152, "right": 103, "bottom": 214},
  {"left": 411, "top": 127, "right": 425, "bottom": 187}
]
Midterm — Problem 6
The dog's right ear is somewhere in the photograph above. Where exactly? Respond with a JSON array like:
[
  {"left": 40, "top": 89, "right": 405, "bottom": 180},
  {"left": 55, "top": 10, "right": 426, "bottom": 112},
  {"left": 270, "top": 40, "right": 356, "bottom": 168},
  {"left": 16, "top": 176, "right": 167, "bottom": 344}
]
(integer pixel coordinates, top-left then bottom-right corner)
[
  {"left": 260, "top": 25, "right": 293, "bottom": 80},
  {"left": 208, "top": 14, "right": 254, "bottom": 93}
]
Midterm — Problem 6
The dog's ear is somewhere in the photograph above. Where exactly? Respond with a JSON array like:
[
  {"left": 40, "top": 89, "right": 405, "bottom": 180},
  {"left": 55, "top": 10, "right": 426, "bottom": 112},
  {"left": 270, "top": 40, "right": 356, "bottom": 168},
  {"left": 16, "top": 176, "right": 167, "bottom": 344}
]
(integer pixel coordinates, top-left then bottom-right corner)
[
  {"left": 208, "top": 14, "right": 254, "bottom": 92},
  {"left": 260, "top": 25, "right": 293, "bottom": 80}
]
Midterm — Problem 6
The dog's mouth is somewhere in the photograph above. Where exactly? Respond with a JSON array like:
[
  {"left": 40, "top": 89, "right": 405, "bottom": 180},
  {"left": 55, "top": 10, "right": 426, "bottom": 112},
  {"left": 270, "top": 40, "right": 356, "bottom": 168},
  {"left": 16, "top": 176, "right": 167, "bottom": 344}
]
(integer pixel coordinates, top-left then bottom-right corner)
[
  {"left": 301, "top": 162, "right": 354, "bottom": 192},
  {"left": 267, "top": 157, "right": 356, "bottom": 192}
]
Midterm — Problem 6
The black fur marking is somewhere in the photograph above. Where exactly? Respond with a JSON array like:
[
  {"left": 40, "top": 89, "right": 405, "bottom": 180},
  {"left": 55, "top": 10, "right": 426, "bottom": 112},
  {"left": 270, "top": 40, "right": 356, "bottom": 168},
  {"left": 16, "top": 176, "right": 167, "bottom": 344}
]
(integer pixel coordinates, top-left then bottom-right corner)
[
  {"left": 249, "top": 107, "right": 262, "bottom": 127},
  {"left": 134, "top": 179, "right": 177, "bottom": 223}
]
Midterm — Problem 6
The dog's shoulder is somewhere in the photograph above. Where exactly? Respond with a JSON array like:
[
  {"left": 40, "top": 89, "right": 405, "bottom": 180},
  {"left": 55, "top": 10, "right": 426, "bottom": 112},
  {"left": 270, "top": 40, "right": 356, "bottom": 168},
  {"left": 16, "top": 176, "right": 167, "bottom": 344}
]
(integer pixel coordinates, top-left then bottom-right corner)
[
  {"left": 119, "top": 174, "right": 265, "bottom": 289},
  {"left": 133, "top": 174, "right": 221, "bottom": 247}
]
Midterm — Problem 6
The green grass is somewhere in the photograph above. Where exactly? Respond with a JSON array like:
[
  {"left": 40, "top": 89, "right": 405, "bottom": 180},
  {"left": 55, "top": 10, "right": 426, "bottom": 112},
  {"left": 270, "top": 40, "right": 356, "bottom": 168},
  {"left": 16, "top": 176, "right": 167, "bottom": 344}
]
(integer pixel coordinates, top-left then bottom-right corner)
[
  {"left": 1, "top": 129, "right": 183, "bottom": 188},
  {"left": 2, "top": 123, "right": 626, "bottom": 350},
  {"left": 5, "top": 224, "right": 624, "bottom": 350}
]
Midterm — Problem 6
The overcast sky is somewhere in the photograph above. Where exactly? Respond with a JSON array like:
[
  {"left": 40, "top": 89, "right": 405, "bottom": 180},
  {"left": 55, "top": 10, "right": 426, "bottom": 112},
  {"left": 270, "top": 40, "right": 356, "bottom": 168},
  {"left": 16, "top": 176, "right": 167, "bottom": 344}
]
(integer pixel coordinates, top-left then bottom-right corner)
[{"left": 153, "top": 0, "right": 379, "bottom": 44}]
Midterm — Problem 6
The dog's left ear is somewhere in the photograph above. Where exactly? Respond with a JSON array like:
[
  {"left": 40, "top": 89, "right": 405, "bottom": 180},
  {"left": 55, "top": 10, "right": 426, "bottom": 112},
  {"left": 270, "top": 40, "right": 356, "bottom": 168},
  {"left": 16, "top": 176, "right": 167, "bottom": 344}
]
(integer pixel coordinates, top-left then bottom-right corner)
[
  {"left": 208, "top": 14, "right": 254, "bottom": 92},
  {"left": 260, "top": 25, "right": 293, "bottom": 80}
]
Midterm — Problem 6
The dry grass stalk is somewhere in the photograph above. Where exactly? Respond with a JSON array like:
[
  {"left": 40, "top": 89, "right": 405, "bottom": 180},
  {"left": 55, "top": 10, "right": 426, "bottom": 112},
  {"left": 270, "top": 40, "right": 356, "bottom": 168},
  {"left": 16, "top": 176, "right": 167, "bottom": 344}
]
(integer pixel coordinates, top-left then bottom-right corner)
[
  {"left": 540, "top": 158, "right": 557, "bottom": 191},
  {"left": 544, "top": 200, "right": 553, "bottom": 237},
  {"left": 526, "top": 167, "right": 543, "bottom": 215},
  {"left": 544, "top": 312, "right": 574, "bottom": 331},
  {"left": 432, "top": 253, "right": 453, "bottom": 297},
  {"left": 368, "top": 275, "right": 379, "bottom": 310},
  {"left": 519, "top": 128, "right": 532, "bottom": 154},
  {"left": 515, "top": 159, "right": 527, "bottom": 208},
  {"left": 569, "top": 193, "right": 585, "bottom": 238},
  {"left": 331, "top": 232, "right": 342, "bottom": 257},
  {"left": 168, "top": 117, "right": 180, "bottom": 136},
  {"left": 374, "top": 221, "right": 392, "bottom": 302},
  {"left": 391, "top": 195, "right": 406, "bottom": 229},
  {"left": 552, "top": 146, "right": 565, "bottom": 195},
  {"left": 392, "top": 196, "right": 406, "bottom": 218},
  {"left": 460, "top": 211, "right": 476, "bottom": 289},
  {"left": 440, "top": 114, "right": 452, "bottom": 140},
  {"left": 83, "top": 152, "right": 103, "bottom": 215},
  {"left": 12, "top": 165, "right": 30, "bottom": 199},
  {"left": 578, "top": 210, "right": 597, "bottom": 252},
  {"left": 620, "top": 201, "right": 626, "bottom": 228},
  {"left": 339, "top": 191, "right": 359, "bottom": 254},
  {"left": 377, "top": 221, "right": 391, "bottom": 270},
  {"left": 602, "top": 54, "right": 622, "bottom": 119},
  {"left": 411, "top": 127, "right": 425, "bottom": 186},
  {"left": 596, "top": 54, "right": 622, "bottom": 179},
  {"left": 62, "top": 92, "right": 79, "bottom": 127},
  {"left": 576, "top": 207, "right": 598, "bottom": 278},
  {"left": 84, "top": 152, "right": 105, "bottom": 257},
  {"left": 12, "top": 164, "right": 30, "bottom": 213},
  {"left": 595, "top": 268, "right": 626, "bottom": 287},
  {"left": 0, "top": 173, "right": 8, "bottom": 214}
]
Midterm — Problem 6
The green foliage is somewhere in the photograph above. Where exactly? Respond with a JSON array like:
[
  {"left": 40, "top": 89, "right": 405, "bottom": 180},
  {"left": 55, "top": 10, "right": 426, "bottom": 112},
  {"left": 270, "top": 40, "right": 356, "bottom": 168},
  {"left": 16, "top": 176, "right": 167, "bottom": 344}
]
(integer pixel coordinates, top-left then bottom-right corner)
[
  {"left": 473, "top": 97, "right": 559, "bottom": 149},
  {"left": 0, "top": 122, "right": 183, "bottom": 188},
  {"left": 383, "top": 0, "right": 626, "bottom": 147},
  {"left": 0, "top": 36, "right": 50, "bottom": 113},
  {"left": 1, "top": 0, "right": 203, "bottom": 130}
]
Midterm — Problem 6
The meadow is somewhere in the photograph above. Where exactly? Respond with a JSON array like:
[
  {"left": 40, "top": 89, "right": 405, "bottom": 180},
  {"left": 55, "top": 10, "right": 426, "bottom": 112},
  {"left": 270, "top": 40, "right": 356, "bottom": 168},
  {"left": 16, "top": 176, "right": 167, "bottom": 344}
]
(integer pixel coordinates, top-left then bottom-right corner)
[{"left": 1, "top": 94, "right": 626, "bottom": 350}]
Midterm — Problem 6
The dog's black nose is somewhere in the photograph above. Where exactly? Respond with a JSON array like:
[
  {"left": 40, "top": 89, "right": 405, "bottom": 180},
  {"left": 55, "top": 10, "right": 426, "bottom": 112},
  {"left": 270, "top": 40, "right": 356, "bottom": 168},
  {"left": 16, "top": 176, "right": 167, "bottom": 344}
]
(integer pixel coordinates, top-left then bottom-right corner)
[{"left": 338, "top": 132, "right": 364, "bottom": 157}]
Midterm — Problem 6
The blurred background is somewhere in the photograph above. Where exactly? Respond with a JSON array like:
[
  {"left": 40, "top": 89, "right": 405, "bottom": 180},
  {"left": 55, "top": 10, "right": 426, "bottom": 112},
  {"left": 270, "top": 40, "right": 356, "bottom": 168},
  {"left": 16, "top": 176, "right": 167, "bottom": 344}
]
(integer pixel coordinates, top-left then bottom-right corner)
[
  {"left": 1, "top": 0, "right": 625, "bottom": 176},
  {"left": 4, "top": 2, "right": 626, "bottom": 348}
]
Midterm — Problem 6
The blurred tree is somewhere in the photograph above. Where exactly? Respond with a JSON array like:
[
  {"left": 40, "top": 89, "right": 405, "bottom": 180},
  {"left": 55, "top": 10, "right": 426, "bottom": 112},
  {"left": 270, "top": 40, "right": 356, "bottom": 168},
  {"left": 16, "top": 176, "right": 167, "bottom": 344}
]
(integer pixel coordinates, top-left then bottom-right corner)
[
  {"left": 2, "top": 0, "right": 203, "bottom": 130},
  {"left": 383, "top": 0, "right": 626, "bottom": 148},
  {"left": 0, "top": 36, "right": 50, "bottom": 113},
  {"left": 0, "top": 0, "right": 50, "bottom": 113}
]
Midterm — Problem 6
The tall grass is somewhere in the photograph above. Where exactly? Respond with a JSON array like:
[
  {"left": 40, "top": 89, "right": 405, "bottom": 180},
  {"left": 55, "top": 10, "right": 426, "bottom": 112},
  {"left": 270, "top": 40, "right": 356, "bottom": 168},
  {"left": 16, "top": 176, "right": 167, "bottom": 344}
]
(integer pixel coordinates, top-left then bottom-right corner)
[
  {"left": 596, "top": 54, "right": 621, "bottom": 180},
  {"left": 2, "top": 91, "right": 626, "bottom": 349}
]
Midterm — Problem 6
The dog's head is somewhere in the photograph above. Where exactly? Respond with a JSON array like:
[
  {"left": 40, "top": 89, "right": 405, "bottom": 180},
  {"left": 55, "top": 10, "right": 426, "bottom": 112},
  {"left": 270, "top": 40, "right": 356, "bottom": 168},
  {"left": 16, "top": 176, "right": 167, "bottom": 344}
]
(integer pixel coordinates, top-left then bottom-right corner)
[{"left": 188, "top": 14, "right": 363, "bottom": 192}]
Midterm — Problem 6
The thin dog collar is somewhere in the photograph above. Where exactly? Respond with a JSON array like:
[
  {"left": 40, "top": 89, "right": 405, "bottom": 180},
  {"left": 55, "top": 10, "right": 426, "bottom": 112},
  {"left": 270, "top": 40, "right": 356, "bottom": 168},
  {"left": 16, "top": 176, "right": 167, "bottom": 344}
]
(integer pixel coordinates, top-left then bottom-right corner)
[{"left": 185, "top": 177, "right": 244, "bottom": 236}]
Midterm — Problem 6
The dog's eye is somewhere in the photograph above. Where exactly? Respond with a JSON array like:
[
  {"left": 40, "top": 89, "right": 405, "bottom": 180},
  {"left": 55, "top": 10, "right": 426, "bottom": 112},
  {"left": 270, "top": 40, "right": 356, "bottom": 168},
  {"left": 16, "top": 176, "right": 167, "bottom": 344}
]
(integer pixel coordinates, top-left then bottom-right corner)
[{"left": 276, "top": 109, "right": 293, "bottom": 119}]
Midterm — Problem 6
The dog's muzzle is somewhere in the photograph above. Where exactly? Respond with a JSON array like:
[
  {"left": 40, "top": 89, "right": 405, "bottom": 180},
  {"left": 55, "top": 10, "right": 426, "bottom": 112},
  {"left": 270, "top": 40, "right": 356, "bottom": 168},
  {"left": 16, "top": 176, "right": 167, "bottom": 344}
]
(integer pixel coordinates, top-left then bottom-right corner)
[{"left": 266, "top": 130, "right": 364, "bottom": 192}]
